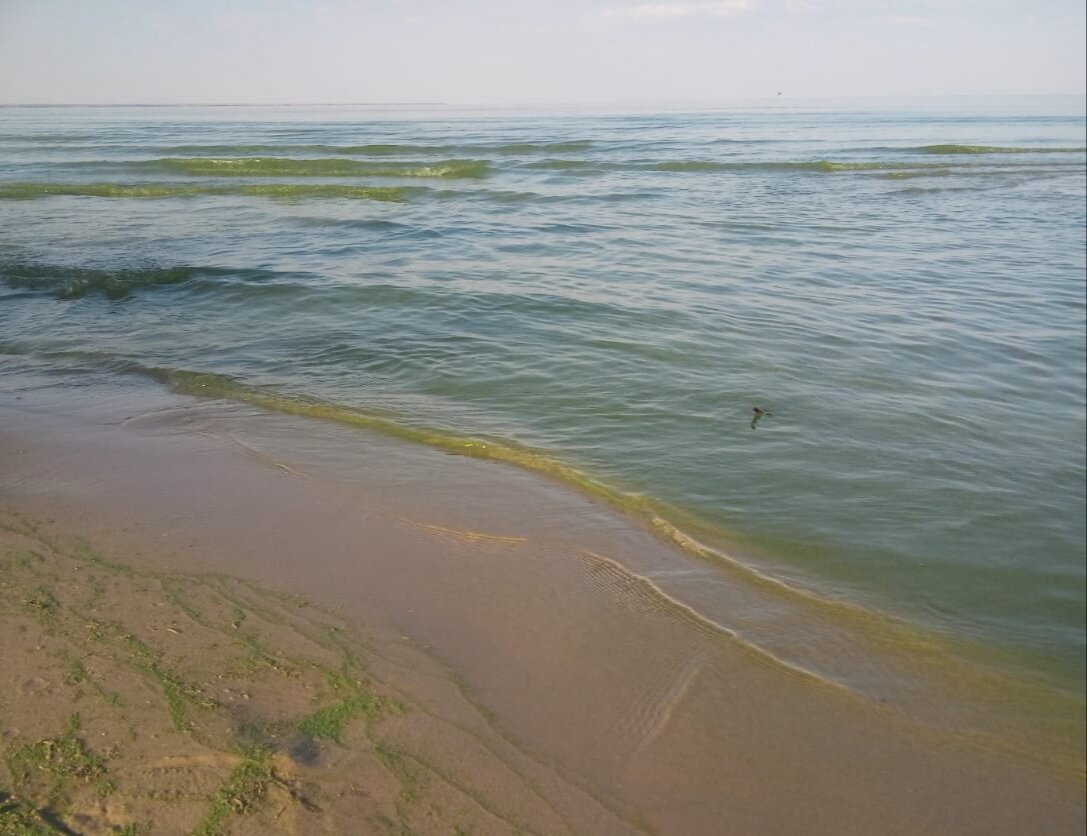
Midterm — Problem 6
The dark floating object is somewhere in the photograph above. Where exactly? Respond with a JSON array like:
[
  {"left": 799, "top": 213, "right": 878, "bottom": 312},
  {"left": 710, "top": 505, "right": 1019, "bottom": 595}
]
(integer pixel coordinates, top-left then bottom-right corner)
[{"left": 750, "top": 406, "right": 774, "bottom": 429}]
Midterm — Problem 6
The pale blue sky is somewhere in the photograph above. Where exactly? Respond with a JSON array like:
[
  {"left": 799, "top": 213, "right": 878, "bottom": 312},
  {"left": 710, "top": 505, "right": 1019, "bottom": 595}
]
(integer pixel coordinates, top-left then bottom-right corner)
[{"left": 0, "top": 0, "right": 1083, "bottom": 105}]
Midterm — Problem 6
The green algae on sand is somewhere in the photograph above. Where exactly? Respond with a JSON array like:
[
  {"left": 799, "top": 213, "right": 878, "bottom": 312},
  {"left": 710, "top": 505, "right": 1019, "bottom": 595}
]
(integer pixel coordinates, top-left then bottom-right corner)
[{"left": 0, "top": 508, "right": 545, "bottom": 835}]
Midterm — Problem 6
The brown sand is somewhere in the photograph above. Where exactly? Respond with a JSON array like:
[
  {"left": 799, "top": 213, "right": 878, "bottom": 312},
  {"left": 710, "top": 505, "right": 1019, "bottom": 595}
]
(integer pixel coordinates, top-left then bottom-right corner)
[
  {"left": 1, "top": 512, "right": 563, "bottom": 835},
  {"left": 1, "top": 382, "right": 1083, "bottom": 835}
]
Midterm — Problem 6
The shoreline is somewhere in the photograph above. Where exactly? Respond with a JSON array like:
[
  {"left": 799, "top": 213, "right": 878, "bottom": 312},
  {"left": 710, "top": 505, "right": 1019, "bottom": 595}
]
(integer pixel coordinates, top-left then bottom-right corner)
[
  {"left": 1, "top": 376, "right": 1084, "bottom": 834},
  {"left": 5, "top": 360, "right": 1083, "bottom": 771}
]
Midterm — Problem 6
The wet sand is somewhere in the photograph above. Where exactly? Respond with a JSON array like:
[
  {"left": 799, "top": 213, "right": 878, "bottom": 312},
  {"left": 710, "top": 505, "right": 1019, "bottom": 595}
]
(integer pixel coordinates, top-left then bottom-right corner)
[{"left": 1, "top": 377, "right": 1083, "bottom": 835}]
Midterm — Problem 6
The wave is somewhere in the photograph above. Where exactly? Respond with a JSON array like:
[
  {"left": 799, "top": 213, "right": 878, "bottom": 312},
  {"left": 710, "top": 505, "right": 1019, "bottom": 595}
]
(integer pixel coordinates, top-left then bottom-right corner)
[
  {"left": 528, "top": 159, "right": 958, "bottom": 174},
  {"left": 908, "top": 144, "right": 1087, "bottom": 155},
  {"left": 140, "top": 143, "right": 459, "bottom": 157},
  {"left": 26, "top": 141, "right": 596, "bottom": 158},
  {"left": 527, "top": 158, "right": 1087, "bottom": 182},
  {"left": 0, "top": 132, "right": 99, "bottom": 143},
  {"left": 0, "top": 262, "right": 311, "bottom": 301},
  {"left": 877, "top": 170, "right": 955, "bottom": 180},
  {"left": 879, "top": 166, "right": 1080, "bottom": 181},
  {"left": 493, "top": 140, "right": 594, "bottom": 154},
  {"left": 300, "top": 140, "right": 594, "bottom": 156},
  {"left": 131, "top": 157, "right": 489, "bottom": 178},
  {"left": 525, "top": 159, "right": 603, "bottom": 172},
  {"left": 291, "top": 217, "right": 414, "bottom": 233},
  {"left": 654, "top": 160, "right": 883, "bottom": 173},
  {"left": 650, "top": 159, "right": 973, "bottom": 174},
  {"left": 0, "top": 182, "right": 412, "bottom": 201},
  {"left": 0, "top": 263, "right": 204, "bottom": 300},
  {"left": 139, "top": 143, "right": 412, "bottom": 156}
]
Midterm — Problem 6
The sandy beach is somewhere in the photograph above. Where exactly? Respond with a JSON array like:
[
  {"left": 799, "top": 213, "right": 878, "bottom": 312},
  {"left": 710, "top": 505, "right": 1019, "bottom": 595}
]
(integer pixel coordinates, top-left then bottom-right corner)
[{"left": 1, "top": 377, "right": 1083, "bottom": 835}]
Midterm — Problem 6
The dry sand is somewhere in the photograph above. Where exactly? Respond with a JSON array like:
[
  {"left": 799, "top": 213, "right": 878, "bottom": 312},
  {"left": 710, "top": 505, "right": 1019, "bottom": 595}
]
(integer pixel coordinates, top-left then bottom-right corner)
[{"left": 1, "top": 379, "right": 1083, "bottom": 835}]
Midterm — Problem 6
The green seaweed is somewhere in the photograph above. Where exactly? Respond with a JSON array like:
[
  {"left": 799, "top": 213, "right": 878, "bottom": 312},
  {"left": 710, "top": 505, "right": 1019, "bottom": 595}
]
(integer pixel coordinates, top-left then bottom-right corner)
[
  {"left": 0, "top": 788, "right": 64, "bottom": 835},
  {"left": 110, "top": 626, "right": 216, "bottom": 732},
  {"left": 0, "top": 508, "right": 616, "bottom": 834},
  {"left": 193, "top": 749, "right": 274, "bottom": 836},
  {"left": 23, "top": 587, "right": 58, "bottom": 622},
  {"left": 194, "top": 747, "right": 317, "bottom": 836},
  {"left": 7, "top": 715, "right": 107, "bottom": 809},
  {"left": 60, "top": 655, "right": 86, "bottom": 687},
  {"left": 296, "top": 670, "right": 391, "bottom": 743}
]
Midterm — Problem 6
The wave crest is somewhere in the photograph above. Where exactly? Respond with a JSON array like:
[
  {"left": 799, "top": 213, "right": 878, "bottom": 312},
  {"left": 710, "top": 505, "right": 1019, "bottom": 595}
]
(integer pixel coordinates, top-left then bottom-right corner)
[
  {"left": 0, "top": 263, "right": 200, "bottom": 300},
  {"left": 910, "top": 144, "right": 1087, "bottom": 155},
  {"left": 136, "top": 157, "right": 489, "bottom": 179},
  {"left": 0, "top": 182, "right": 412, "bottom": 201}
]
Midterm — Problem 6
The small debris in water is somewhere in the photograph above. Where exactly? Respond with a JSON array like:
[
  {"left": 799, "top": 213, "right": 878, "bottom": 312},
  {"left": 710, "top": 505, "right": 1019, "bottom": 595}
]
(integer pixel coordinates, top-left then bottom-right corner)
[{"left": 750, "top": 406, "right": 774, "bottom": 429}]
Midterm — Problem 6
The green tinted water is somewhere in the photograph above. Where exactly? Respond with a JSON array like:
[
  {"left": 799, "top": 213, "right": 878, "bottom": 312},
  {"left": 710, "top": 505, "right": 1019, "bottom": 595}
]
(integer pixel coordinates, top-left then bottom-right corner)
[{"left": 1, "top": 100, "right": 1084, "bottom": 761}]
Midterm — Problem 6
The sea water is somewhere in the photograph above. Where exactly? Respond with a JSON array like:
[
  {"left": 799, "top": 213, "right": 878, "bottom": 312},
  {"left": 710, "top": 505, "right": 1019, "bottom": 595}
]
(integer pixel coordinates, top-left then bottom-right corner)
[{"left": 1, "top": 98, "right": 1084, "bottom": 750}]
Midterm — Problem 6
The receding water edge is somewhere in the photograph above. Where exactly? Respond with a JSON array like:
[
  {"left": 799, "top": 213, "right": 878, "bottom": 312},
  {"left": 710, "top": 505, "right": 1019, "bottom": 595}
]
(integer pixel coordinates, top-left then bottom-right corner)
[{"left": 18, "top": 356, "right": 1067, "bottom": 780}]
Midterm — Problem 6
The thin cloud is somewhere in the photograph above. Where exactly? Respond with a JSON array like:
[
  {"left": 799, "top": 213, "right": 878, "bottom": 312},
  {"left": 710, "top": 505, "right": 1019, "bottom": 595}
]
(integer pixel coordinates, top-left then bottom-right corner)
[
  {"left": 778, "top": 0, "right": 941, "bottom": 13},
  {"left": 603, "top": 1, "right": 752, "bottom": 22},
  {"left": 881, "top": 13, "right": 934, "bottom": 27}
]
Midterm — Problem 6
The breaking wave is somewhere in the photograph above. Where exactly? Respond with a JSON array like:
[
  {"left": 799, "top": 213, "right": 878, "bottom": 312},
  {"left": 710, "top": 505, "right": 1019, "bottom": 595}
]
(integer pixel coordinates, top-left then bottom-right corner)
[
  {"left": 0, "top": 263, "right": 205, "bottom": 300},
  {"left": 0, "top": 182, "right": 412, "bottom": 201},
  {"left": 132, "top": 157, "right": 489, "bottom": 178}
]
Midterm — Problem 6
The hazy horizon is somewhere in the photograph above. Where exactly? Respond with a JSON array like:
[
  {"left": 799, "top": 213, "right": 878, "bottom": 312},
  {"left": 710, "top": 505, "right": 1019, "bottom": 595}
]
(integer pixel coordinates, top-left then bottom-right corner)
[
  {"left": 1, "top": 0, "right": 1084, "bottom": 107},
  {"left": 1, "top": 94, "right": 1085, "bottom": 110}
]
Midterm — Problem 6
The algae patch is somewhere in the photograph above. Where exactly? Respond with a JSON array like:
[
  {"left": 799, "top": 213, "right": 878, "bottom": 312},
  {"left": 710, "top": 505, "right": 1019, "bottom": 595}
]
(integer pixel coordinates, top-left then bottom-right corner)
[{"left": 0, "top": 508, "right": 532, "bottom": 835}]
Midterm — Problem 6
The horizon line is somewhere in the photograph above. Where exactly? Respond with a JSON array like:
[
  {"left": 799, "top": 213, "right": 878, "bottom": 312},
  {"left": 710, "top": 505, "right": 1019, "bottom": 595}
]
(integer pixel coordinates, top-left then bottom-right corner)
[{"left": 1, "top": 92, "right": 1085, "bottom": 110}]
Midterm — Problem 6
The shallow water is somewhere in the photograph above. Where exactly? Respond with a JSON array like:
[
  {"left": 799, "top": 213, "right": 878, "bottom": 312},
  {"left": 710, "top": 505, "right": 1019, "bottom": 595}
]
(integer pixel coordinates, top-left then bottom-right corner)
[{"left": 1, "top": 99, "right": 1084, "bottom": 740}]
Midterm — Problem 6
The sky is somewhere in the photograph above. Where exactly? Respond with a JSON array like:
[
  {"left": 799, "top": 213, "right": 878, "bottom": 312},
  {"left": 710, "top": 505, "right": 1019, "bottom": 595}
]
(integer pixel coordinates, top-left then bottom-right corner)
[{"left": 0, "top": 0, "right": 1084, "bottom": 105}]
